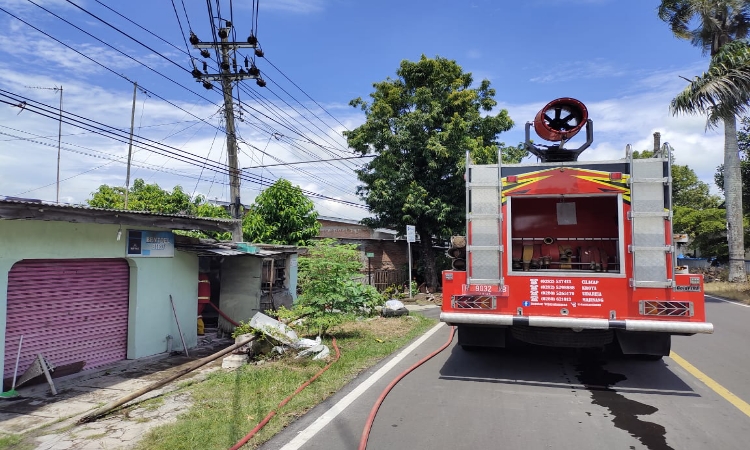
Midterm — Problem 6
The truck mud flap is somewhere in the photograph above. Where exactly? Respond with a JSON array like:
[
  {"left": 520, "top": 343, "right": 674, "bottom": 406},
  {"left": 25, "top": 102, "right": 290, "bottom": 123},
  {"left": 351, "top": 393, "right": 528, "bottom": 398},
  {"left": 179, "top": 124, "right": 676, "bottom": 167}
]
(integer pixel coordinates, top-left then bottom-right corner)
[
  {"left": 615, "top": 330, "right": 671, "bottom": 356},
  {"left": 457, "top": 325, "right": 507, "bottom": 349}
]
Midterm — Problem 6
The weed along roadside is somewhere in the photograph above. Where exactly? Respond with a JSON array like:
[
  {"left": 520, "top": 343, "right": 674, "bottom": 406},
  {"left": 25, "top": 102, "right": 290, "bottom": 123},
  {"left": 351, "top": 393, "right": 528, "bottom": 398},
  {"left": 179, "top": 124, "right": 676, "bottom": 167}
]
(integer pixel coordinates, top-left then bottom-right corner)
[
  {"left": 703, "top": 280, "right": 750, "bottom": 304},
  {"left": 136, "top": 314, "right": 436, "bottom": 450}
]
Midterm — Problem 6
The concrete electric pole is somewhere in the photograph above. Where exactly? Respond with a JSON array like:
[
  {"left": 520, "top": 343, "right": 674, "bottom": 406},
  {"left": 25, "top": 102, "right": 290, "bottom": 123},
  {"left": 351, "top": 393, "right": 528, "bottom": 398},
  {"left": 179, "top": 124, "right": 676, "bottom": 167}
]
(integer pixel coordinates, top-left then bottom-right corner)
[
  {"left": 190, "top": 23, "right": 263, "bottom": 242},
  {"left": 124, "top": 82, "right": 137, "bottom": 209},
  {"left": 26, "top": 85, "right": 63, "bottom": 203}
]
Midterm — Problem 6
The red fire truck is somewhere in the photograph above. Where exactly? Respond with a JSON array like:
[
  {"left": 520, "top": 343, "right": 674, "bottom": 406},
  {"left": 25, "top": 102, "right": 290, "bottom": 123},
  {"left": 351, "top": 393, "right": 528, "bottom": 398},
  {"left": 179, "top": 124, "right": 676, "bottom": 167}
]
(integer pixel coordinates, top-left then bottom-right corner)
[{"left": 441, "top": 98, "right": 713, "bottom": 358}]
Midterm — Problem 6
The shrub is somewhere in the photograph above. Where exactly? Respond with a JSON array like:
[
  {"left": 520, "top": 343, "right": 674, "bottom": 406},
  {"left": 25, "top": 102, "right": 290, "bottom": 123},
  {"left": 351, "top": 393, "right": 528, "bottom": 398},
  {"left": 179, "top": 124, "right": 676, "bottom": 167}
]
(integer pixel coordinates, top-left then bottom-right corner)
[{"left": 290, "top": 239, "right": 385, "bottom": 334}]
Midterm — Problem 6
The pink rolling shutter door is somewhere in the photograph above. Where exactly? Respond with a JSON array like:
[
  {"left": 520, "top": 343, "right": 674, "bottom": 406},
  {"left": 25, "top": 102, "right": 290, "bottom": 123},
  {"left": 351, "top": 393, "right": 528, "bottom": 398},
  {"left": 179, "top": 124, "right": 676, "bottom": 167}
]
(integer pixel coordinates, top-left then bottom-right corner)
[{"left": 4, "top": 259, "right": 130, "bottom": 379}]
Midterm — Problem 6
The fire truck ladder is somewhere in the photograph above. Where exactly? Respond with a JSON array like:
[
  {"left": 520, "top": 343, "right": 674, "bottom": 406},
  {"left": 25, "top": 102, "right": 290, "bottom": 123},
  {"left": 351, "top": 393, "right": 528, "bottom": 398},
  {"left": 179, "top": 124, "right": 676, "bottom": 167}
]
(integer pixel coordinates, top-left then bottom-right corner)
[
  {"left": 626, "top": 144, "right": 674, "bottom": 289},
  {"left": 465, "top": 151, "right": 503, "bottom": 288}
]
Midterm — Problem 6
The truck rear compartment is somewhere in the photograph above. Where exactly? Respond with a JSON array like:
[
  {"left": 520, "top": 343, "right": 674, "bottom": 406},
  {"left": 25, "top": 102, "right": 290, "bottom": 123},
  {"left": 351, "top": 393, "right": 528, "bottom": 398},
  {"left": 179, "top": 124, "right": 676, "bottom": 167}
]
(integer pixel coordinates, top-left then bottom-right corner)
[{"left": 509, "top": 195, "right": 621, "bottom": 274}]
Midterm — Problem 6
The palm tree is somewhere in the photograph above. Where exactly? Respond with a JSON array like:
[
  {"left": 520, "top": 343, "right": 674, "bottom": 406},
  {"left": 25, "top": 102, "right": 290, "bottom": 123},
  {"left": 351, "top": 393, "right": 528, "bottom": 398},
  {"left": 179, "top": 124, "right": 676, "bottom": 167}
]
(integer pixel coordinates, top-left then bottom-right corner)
[{"left": 659, "top": 0, "right": 749, "bottom": 282}]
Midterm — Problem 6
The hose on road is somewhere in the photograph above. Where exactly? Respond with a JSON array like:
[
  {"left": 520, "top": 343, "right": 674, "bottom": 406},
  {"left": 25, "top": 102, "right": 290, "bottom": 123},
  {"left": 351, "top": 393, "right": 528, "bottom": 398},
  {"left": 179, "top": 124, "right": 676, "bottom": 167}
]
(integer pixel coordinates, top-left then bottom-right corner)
[
  {"left": 358, "top": 325, "right": 456, "bottom": 450},
  {"left": 229, "top": 338, "right": 340, "bottom": 450}
]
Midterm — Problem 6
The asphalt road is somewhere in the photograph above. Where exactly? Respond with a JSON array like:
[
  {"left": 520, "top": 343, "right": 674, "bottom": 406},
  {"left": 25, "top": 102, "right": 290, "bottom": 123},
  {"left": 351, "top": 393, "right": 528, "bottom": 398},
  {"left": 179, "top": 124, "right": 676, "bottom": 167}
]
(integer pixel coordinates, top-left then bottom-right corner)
[{"left": 261, "top": 302, "right": 750, "bottom": 450}]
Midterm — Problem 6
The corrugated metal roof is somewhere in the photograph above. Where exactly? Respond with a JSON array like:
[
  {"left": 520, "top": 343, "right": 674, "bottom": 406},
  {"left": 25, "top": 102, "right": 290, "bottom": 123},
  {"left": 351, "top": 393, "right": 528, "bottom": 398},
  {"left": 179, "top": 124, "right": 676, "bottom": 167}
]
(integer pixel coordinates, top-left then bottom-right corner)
[
  {"left": 178, "top": 247, "right": 246, "bottom": 256},
  {"left": 0, "top": 197, "right": 237, "bottom": 223},
  {"left": 176, "top": 245, "right": 284, "bottom": 257}
]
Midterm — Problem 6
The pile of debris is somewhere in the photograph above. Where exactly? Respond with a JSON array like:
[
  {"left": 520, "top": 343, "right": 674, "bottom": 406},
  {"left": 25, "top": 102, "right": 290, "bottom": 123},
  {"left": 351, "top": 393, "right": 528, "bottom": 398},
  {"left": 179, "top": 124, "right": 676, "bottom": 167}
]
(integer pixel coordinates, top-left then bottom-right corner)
[
  {"left": 222, "top": 313, "right": 329, "bottom": 369},
  {"left": 695, "top": 266, "right": 726, "bottom": 283}
]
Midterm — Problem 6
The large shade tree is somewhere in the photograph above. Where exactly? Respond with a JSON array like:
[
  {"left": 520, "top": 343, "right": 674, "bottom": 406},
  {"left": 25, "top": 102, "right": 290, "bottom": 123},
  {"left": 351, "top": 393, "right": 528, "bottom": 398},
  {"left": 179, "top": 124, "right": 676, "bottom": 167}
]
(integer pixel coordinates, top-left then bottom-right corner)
[
  {"left": 344, "top": 55, "right": 518, "bottom": 288},
  {"left": 659, "top": 0, "right": 750, "bottom": 282}
]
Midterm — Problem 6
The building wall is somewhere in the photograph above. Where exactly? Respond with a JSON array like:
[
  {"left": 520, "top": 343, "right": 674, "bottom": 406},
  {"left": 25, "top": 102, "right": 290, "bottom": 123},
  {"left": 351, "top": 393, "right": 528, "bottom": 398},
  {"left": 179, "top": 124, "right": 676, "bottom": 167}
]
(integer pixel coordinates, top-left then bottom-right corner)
[
  {"left": 333, "top": 239, "right": 412, "bottom": 271},
  {"left": 218, "top": 256, "right": 262, "bottom": 333},
  {"left": 318, "top": 220, "right": 374, "bottom": 239},
  {"left": 0, "top": 219, "right": 199, "bottom": 378}
]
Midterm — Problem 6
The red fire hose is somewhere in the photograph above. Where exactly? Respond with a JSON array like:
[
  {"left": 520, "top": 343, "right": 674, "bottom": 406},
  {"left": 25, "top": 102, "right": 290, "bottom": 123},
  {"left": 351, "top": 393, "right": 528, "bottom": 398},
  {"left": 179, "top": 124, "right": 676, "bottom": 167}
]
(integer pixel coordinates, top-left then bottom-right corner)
[
  {"left": 229, "top": 338, "right": 341, "bottom": 450},
  {"left": 358, "top": 326, "right": 456, "bottom": 450},
  {"left": 206, "top": 302, "right": 240, "bottom": 327}
]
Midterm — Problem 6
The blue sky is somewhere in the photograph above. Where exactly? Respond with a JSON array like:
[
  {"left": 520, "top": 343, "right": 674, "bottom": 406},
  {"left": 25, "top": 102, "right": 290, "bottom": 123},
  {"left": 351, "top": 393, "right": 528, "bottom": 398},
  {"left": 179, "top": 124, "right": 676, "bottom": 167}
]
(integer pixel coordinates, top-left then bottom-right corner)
[{"left": 0, "top": 0, "right": 725, "bottom": 220}]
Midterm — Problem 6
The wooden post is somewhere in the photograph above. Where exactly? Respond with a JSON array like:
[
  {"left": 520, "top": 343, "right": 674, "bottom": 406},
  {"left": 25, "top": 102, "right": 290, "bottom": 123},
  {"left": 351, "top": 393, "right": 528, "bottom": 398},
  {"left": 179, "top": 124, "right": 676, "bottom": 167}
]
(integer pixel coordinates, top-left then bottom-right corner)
[
  {"left": 169, "top": 295, "right": 189, "bottom": 357},
  {"left": 79, "top": 336, "right": 256, "bottom": 423}
]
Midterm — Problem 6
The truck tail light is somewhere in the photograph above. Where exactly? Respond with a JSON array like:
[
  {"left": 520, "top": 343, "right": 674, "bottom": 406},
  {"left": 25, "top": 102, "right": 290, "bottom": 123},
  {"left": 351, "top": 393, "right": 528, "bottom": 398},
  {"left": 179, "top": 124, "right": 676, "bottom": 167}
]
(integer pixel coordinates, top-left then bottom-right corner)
[
  {"left": 507, "top": 175, "right": 518, "bottom": 183},
  {"left": 609, "top": 172, "right": 622, "bottom": 181},
  {"left": 451, "top": 295, "right": 496, "bottom": 310},
  {"left": 639, "top": 300, "right": 693, "bottom": 317}
]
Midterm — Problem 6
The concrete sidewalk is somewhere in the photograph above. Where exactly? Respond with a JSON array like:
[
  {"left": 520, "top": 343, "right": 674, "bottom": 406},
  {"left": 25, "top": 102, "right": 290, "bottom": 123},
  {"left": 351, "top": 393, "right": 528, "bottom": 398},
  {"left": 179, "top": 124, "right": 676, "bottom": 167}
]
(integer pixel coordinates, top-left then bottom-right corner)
[{"left": 0, "top": 331, "right": 235, "bottom": 449}]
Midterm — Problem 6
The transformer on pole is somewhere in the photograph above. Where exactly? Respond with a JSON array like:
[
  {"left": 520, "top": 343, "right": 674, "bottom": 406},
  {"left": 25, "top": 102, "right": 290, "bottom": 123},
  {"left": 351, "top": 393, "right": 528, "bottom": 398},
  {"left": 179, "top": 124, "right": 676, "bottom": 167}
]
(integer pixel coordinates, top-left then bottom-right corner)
[{"left": 190, "top": 23, "right": 264, "bottom": 241}]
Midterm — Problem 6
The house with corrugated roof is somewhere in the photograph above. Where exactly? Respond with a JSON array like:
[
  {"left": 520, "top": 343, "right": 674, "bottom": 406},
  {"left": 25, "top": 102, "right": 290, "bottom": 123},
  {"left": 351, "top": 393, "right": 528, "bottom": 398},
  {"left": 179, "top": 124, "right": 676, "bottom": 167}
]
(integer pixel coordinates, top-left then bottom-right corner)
[{"left": 0, "top": 198, "right": 298, "bottom": 389}]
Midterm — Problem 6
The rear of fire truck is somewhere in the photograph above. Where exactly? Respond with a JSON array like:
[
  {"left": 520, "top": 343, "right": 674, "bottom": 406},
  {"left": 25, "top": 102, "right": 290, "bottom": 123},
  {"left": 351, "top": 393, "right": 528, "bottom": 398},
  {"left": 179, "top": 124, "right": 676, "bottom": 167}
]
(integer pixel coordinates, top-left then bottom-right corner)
[{"left": 440, "top": 98, "right": 713, "bottom": 358}]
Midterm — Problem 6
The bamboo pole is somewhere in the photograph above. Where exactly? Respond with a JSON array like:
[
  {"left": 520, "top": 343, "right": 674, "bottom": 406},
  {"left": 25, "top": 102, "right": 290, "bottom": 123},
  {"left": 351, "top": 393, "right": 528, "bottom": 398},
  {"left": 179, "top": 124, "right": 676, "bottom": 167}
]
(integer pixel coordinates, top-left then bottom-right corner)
[{"left": 79, "top": 335, "right": 256, "bottom": 423}]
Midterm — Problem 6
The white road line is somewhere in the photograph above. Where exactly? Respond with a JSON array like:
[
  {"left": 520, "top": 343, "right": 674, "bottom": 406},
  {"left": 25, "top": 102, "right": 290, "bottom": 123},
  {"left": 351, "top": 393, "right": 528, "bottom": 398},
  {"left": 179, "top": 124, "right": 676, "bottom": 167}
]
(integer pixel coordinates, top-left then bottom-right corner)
[
  {"left": 278, "top": 322, "right": 446, "bottom": 450},
  {"left": 705, "top": 294, "right": 750, "bottom": 308}
]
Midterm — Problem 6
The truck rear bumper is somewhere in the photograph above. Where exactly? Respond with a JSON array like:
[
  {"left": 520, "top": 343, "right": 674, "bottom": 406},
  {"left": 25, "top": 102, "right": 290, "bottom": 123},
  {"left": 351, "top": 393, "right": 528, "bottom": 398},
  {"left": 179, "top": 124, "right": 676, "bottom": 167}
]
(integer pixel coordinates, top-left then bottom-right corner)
[{"left": 440, "top": 312, "right": 714, "bottom": 334}]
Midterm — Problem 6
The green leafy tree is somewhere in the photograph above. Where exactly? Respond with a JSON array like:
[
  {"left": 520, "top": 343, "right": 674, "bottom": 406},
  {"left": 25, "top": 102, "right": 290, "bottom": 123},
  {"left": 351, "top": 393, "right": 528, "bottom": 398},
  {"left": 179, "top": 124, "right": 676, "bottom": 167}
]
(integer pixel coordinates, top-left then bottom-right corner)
[
  {"left": 674, "top": 206, "right": 750, "bottom": 256},
  {"left": 281, "top": 239, "right": 383, "bottom": 335},
  {"left": 672, "top": 165, "right": 723, "bottom": 209},
  {"left": 344, "top": 55, "right": 518, "bottom": 288},
  {"left": 87, "top": 179, "right": 232, "bottom": 239},
  {"left": 659, "top": 1, "right": 749, "bottom": 281},
  {"left": 242, "top": 178, "right": 320, "bottom": 245},
  {"left": 89, "top": 179, "right": 192, "bottom": 214}
]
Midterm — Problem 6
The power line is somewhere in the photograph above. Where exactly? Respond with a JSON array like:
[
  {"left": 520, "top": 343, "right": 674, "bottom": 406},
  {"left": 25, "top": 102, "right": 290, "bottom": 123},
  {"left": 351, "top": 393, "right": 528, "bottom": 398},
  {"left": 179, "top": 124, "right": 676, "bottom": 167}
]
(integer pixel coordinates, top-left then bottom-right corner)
[
  {"left": 264, "top": 56, "right": 350, "bottom": 131},
  {"left": 0, "top": 90, "right": 367, "bottom": 208},
  {"left": 0, "top": 6, "right": 227, "bottom": 139},
  {"left": 169, "top": 0, "right": 194, "bottom": 59},
  {"left": 1, "top": 130, "right": 227, "bottom": 197},
  {"left": 241, "top": 155, "right": 372, "bottom": 169},
  {"left": 30, "top": 1, "right": 354, "bottom": 176},
  {"left": 18, "top": 0, "right": 353, "bottom": 178},
  {"left": 60, "top": 0, "right": 189, "bottom": 72},
  {"left": 0, "top": 8, "right": 365, "bottom": 207}
]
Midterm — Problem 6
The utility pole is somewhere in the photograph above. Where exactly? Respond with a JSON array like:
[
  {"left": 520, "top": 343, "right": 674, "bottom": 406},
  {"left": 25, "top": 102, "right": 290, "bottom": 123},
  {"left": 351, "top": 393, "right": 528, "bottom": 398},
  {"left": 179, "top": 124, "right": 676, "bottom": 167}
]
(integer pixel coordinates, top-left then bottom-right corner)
[
  {"left": 55, "top": 86, "right": 63, "bottom": 204},
  {"left": 190, "top": 22, "right": 264, "bottom": 242},
  {"left": 124, "top": 82, "right": 137, "bottom": 209},
  {"left": 26, "top": 85, "right": 63, "bottom": 203}
]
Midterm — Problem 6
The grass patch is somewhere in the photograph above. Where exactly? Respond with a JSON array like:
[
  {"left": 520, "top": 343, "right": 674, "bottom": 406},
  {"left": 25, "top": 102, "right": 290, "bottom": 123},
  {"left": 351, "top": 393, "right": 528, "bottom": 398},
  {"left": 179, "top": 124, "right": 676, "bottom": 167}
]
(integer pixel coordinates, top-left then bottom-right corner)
[
  {"left": 136, "top": 315, "right": 436, "bottom": 450},
  {"left": 0, "top": 434, "right": 29, "bottom": 450},
  {"left": 704, "top": 281, "right": 750, "bottom": 304}
]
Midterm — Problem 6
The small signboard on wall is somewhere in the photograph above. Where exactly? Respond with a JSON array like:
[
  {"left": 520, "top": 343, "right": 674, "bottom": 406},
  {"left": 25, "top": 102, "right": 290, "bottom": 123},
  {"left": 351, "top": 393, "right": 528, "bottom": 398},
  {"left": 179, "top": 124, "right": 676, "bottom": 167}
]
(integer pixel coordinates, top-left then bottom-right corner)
[{"left": 126, "top": 230, "right": 174, "bottom": 257}]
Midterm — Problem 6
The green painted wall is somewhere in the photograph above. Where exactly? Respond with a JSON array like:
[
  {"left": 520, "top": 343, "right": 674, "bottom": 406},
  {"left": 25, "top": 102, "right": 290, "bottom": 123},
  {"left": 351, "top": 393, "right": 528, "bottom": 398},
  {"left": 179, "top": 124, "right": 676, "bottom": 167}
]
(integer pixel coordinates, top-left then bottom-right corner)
[{"left": 0, "top": 219, "right": 199, "bottom": 378}]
